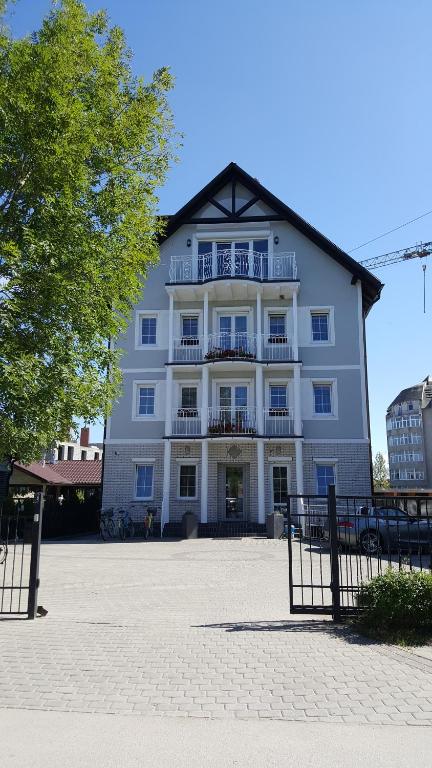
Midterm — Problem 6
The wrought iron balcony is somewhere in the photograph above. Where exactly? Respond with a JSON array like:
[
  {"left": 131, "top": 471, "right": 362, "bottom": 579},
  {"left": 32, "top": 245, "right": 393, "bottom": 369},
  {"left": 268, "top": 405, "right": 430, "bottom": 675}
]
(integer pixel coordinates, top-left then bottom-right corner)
[
  {"left": 169, "top": 250, "right": 297, "bottom": 283},
  {"left": 172, "top": 334, "right": 295, "bottom": 363},
  {"left": 205, "top": 333, "right": 257, "bottom": 361},
  {"left": 208, "top": 407, "right": 257, "bottom": 435}
]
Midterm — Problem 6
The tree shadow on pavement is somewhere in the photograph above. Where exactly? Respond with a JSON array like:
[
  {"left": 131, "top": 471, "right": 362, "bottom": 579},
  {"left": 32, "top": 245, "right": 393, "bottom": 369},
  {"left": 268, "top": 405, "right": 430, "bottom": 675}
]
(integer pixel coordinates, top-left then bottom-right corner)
[{"left": 193, "top": 619, "right": 377, "bottom": 645}]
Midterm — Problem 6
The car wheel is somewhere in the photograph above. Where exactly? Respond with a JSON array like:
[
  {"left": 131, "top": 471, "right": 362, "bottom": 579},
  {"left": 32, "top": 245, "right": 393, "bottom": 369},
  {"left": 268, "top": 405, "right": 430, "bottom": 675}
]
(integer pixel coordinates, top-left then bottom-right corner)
[{"left": 360, "top": 530, "right": 382, "bottom": 556}]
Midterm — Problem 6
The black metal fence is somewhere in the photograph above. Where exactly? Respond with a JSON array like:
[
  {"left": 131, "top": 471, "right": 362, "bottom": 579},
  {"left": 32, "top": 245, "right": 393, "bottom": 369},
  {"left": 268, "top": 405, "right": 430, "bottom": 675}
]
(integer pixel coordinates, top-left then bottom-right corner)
[
  {"left": 287, "top": 487, "right": 432, "bottom": 620},
  {"left": 0, "top": 495, "right": 42, "bottom": 618}
]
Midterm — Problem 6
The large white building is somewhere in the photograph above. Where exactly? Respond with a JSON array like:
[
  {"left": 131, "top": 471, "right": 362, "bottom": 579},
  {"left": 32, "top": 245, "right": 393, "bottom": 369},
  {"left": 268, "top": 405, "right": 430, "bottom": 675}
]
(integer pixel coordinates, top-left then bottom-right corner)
[{"left": 102, "top": 164, "right": 382, "bottom": 533}]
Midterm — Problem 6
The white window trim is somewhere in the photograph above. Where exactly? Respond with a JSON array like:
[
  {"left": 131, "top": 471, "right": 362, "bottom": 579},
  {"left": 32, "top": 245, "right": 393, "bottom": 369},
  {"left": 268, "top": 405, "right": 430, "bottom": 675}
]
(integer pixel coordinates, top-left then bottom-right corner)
[
  {"left": 270, "top": 462, "right": 292, "bottom": 511},
  {"left": 176, "top": 309, "right": 203, "bottom": 340},
  {"left": 264, "top": 307, "right": 289, "bottom": 343},
  {"left": 313, "top": 459, "right": 338, "bottom": 494},
  {"left": 212, "top": 306, "right": 253, "bottom": 336},
  {"left": 177, "top": 461, "right": 199, "bottom": 501},
  {"left": 132, "top": 380, "right": 161, "bottom": 421},
  {"left": 176, "top": 380, "right": 201, "bottom": 410},
  {"left": 265, "top": 379, "right": 290, "bottom": 409},
  {"left": 134, "top": 462, "right": 155, "bottom": 501},
  {"left": 309, "top": 306, "right": 335, "bottom": 346},
  {"left": 212, "top": 378, "right": 254, "bottom": 408},
  {"left": 135, "top": 311, "right": 161, "bottom": 350},
  {"left": 311, "top": 379, "right": 338, "bottom": 419}
]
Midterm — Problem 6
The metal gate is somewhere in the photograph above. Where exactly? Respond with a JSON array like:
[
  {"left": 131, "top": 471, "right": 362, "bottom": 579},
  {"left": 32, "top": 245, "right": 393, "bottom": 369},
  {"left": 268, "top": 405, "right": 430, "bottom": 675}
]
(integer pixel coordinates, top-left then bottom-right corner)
[
  {"left": 0, "top": 495, "right": 42, "bottom": 618},
  {"left": 287, "top": 487, "right": 432, "bottom": 620}
]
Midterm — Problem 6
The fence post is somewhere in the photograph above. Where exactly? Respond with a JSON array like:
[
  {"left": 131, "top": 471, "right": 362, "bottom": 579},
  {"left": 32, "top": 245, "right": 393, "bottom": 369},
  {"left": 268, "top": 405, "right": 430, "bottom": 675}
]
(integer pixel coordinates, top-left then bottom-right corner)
[
  {"left": 286, "top": 498, "right": 294, "bottom": 611},
  {"left": 328, "top": 484, "right": 341, "bottom": 622},
  {"left": 27, "top": 493, "right": 43, "bottom": 620}
]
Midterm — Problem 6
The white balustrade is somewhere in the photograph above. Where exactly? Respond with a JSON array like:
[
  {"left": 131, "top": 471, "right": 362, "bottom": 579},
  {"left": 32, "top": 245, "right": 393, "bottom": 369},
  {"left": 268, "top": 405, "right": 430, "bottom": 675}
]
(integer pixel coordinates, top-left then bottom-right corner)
[
  {"left": 172, "top": 337, "right": 203, "bottom": 362},
  {"left": 207, "top": 407, "right": 257, "bottom": 435},
  {"left": 264, "top": 407, "right": 295, "bottom": 436},
  {"left": 171, "top": 408, "right": 201, "bottom": 436},
  {"left": 261, "top": 337, "right": 294, "bottom": 361},
  {"left": 169, "top": 251, "right": 297, "bottom": 283},
  {"left": 205, "top": 333, "right": 257, "bottom": 361}
]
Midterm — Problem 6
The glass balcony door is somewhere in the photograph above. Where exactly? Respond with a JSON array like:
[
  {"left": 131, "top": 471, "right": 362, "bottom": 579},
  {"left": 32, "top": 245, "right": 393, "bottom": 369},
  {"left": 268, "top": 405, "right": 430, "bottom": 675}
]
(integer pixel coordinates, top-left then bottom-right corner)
[{"left": 219, "top": 315, "right": 248, "bottom": 352}]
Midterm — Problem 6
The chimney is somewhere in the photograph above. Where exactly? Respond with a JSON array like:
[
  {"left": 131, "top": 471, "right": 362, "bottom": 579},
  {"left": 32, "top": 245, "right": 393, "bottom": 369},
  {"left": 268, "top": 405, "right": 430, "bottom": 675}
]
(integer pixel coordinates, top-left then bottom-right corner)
[{"left": 80, "top": 427, "right": 90, "bottom": 447}]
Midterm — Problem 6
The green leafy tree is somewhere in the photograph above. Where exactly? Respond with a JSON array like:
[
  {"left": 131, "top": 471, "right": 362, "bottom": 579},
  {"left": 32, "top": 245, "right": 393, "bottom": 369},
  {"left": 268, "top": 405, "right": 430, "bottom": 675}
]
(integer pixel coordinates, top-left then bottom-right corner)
[
  {"left": 373, "top": 451, "right": 390, "bottom": 489},
  {"left": 0, "top": 1, "right": 176, "bottom": 484}
]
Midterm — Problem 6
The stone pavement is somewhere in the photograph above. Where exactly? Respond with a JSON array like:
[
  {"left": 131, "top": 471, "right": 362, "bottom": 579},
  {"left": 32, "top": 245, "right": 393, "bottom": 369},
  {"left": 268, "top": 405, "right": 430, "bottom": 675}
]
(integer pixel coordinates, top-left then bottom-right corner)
[{"left": 1, "top": 536, "right": 432, "bottom": 726}]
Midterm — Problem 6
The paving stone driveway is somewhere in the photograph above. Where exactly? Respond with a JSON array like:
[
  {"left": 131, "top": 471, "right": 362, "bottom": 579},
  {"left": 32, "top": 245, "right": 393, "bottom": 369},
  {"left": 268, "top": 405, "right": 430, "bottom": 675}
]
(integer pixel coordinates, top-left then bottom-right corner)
[{"left": 1, "top": 536, "right": 432, "bottom": 725}]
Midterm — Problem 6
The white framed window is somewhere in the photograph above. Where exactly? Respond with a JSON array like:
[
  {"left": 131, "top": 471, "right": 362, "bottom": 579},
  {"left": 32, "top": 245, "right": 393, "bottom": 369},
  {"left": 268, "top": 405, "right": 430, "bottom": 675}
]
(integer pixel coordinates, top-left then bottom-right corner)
[
  {"left": 138, "top": 386, "right": 155, "bottom": 416},
  {"left": 269, "top": 384, "right": 288, "bottom": 410},
  {"left": 132, "top": 380, "right": 161, "bottom": 420},
  {"left": 178, "top": 385, "right": 199, "bottom": 418},
  {"left": 313, "top": 383, "right": 332, "bottom": 415},
  {"left": 177, "top": 462, "right": 198, "bottom": 500},
  {"left": 135, "top": 464, "right": 154, "bottom": 500},
  {"left": 311, "top": 311, "right": 329, "bottom": 342},
  {"left": 271, "top": 464, "right": 290, "bottom": 512},
  {"left": 181, "top": 315, "right": 199, "bottom": 343},
  {"left": 315, "top": 462, "right": 336, "bottom": 495},
  {"left": 135, "top": 311, "right": 161, "bottom": 349}
]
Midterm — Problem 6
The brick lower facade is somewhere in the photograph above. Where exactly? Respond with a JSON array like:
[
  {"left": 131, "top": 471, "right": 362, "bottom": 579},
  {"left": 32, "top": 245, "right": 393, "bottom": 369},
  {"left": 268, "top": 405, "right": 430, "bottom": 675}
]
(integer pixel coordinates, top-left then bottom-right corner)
[{"left": 102, "top": 440, "right": 372, "bottom": 524}]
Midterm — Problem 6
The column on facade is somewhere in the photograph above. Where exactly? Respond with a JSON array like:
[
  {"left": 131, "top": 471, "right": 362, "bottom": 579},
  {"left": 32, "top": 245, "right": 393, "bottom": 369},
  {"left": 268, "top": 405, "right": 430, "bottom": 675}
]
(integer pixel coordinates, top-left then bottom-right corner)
[
  {"left": 293, "top": 364, "right": 301, "bottom": 436},
  {"left": 165, "top": 366, "right": 173, "bottom": 436},
  {"left": 256, "top": 289, "right": 263, "bottom": 359},
  {"left": 168, "top": 292, "right": 174, "bottom": 363},
  {"left": 162, "top": 440, "right": 171, "bottom": 528},
  {"left": 257, "top": 438, "right": 265, "bottom": 524},
  {"left": 255, "top": 364, "right": 264, "bottom": 435},
  {"left": 203, "top": 289, "right": 209, "bottom": 354},
  {"left": 294, "top": 438, "right": 304, "bottom": 496},
  {"left": 201, "top": 363, "right": 209, "bottom": 436},
  {"left": 292, "top": 288, "right": 299, "bottom": 360},
  {"left": 200, "top": 439, "right": 208, "bottom": 524}
]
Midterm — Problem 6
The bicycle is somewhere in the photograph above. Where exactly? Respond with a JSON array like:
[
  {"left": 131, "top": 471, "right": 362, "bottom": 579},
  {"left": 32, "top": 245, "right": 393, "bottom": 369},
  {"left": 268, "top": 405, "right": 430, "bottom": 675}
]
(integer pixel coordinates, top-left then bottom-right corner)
[
  {"left": 99, "top": 508, "right": 116, "bottom": 540},
  {"left": 118, "top": 508, "right": 135, "bottom": 540}
]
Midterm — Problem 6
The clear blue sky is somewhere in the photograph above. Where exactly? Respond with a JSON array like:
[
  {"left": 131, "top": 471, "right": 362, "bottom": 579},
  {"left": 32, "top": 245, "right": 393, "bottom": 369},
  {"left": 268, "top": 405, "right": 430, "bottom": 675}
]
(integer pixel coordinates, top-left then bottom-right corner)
[{"left": 6, "top": 0, "right": 432, "bottom": 456}]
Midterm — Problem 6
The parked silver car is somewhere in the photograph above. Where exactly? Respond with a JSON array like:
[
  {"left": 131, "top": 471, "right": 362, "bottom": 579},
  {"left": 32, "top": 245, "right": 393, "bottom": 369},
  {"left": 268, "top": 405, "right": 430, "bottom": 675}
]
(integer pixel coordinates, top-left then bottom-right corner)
[{"left": 324, "top": 506, "right": 432, "bottom": 556}]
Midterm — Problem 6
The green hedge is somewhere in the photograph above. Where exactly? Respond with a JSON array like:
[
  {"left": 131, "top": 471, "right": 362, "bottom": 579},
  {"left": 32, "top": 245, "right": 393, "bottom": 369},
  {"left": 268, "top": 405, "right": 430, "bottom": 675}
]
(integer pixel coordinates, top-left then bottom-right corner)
[{"left": 357, "top": 568, "right": 432, "bottom": 643}]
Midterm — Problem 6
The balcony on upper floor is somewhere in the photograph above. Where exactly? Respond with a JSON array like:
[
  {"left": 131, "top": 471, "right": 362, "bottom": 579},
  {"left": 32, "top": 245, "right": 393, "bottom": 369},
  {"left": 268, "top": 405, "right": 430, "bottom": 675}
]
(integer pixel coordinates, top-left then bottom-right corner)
[
  {"left": 169, "top": 249, "right": 297, "bottom": 284},
  {"left": 168, "top": 406, "right": 299, "bottom": 438},
  {"left": 172, "top": 333, "right": 296, "bottom": 364}
]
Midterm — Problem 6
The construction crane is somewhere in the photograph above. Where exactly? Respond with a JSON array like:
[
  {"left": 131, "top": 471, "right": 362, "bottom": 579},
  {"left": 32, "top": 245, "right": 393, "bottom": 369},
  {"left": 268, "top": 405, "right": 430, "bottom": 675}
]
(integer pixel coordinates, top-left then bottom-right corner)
[{"left": 359, "top": 241, "right": 431, "bottom": 312}]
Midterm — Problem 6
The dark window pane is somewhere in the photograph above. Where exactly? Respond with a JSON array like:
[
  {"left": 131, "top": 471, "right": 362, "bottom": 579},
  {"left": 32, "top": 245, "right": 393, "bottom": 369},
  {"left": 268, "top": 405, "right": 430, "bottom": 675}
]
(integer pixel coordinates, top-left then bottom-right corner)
[{"left": 179, "top": 465, "right": 196, "bottom": 498}]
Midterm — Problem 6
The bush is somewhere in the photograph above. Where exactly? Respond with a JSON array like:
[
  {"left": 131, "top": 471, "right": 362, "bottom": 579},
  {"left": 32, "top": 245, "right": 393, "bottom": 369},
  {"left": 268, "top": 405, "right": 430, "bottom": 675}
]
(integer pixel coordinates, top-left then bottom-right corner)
[{"left": 356, "top": 568, "right": 432, "bottom": 644}]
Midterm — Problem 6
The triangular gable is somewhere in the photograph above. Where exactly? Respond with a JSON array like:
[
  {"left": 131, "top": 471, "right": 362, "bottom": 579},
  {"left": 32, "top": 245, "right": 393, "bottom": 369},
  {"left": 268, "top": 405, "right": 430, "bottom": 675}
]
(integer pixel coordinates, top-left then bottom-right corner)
[{"left": 160, "top": 162, "right": 383, "bottom": 313}]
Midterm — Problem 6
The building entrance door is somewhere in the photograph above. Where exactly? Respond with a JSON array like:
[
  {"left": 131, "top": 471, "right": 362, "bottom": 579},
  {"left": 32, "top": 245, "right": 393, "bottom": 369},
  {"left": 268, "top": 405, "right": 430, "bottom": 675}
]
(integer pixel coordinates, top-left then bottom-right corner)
[{"left": 225, "top": 466, "right": 244, "bottom": 520}]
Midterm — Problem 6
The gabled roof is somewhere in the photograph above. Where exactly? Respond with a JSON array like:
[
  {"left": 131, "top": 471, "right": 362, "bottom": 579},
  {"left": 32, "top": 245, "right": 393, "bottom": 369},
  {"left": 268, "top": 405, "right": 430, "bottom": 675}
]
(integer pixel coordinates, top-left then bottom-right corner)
[
  {"left": 12, "top": 460, "right": 102, "bottom": 486},
  {"left": 13, "top": 462, "right": 72, "bottom": 485},
  {"left": 160, "top": 162, "right": 383, "bottom": 314}
]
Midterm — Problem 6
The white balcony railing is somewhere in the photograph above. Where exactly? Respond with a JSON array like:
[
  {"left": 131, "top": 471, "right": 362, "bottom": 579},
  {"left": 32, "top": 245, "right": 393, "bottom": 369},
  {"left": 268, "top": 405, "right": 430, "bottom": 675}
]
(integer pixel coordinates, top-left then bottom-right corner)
[
  {"left": 171, "top": 408, "right": 201, "bottom": 436},
  {"left": 264, "top": 408, "right": 295, "bottom": 436},
  {"left": 172, "top": 334, "right": 294, "bottom": 363},
  {"left": 208, "top": 407, "right": 257, "bottom": 435},
  {"left": 205, "top": 333, "right": 257, "bottom": 361},
  {"left": 169, "top": 250, "right": 297, "bottom": 283},
  {"left": 262, "top": 337, "right": 294, "bottom": 361},
  {"left": 172, "top": 337, "right": 203, "bottom": 362}
]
